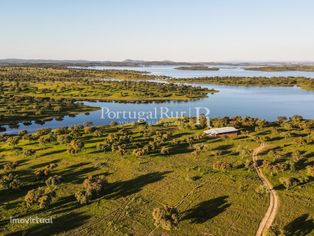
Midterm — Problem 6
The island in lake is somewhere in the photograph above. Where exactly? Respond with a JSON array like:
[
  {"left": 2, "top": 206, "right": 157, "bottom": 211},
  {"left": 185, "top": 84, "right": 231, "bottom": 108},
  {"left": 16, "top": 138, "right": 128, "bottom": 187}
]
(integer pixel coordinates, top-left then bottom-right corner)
[
  {"left": 245, "top": 65, "right": 314, "bottom": 72},
  {"left": 174, "top": 65, "right": 220, "bottom": 71}
]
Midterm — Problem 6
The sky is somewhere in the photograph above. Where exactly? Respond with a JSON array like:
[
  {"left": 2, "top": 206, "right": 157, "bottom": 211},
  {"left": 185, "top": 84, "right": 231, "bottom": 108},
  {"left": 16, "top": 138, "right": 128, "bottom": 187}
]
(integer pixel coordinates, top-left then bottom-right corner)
[{"left": 1, "top": 0, "right": 314, "bottom": 62}]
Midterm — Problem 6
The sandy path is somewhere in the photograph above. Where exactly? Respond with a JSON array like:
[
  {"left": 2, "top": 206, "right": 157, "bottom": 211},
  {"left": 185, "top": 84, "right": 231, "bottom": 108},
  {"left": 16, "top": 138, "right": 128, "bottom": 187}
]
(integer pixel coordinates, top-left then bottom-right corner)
[{"left": 253, "top": 144, "right": 279, "bottom": 236}]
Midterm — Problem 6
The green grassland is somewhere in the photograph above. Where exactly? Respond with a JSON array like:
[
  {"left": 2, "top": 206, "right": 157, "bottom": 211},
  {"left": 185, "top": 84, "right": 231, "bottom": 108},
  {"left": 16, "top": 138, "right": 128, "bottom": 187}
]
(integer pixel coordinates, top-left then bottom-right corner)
[
  {"left": 0, "top": 66, "right": 215, "bottom": 126},
  {"left": 0, "top": 66, "right": 214, "bottom": 102},
  {"left": 0, "top": 116, "right": 313, "bottom": 235},
  {"left": 0, "top": 80, "right": 212, "bottom": 102},
  {"left": 0, "top": 96, "right": 98, "bottom": 127},
  {"left": 0, "top": 66, "right": 168, "bottom": 81},
  {"left": 257, "top": 132, "right": 314, "bottom": 234}
]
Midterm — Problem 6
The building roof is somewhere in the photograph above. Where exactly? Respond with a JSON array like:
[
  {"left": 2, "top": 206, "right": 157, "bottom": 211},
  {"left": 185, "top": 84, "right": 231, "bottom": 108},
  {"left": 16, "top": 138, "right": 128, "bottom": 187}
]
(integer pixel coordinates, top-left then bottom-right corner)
[{"left": 203, "top": 127, "right": 238, "bottom": 135}]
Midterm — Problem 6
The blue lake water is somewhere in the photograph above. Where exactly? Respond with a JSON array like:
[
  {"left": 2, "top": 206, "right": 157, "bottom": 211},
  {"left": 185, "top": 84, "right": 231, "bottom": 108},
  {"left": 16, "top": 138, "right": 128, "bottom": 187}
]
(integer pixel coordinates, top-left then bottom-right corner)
[
  {"left": 85, "top": 65, "right": 314, "bottom": 78},
  {"left": 2, "top": 84, "right": 314, "bottom": 134}
]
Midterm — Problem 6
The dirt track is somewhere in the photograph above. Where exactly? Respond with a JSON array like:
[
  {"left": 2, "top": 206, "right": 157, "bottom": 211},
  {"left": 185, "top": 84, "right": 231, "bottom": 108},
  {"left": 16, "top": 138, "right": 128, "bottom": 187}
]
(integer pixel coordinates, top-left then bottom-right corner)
[{"left": 253, "top": 144, "right": 279, "bottom": 236}]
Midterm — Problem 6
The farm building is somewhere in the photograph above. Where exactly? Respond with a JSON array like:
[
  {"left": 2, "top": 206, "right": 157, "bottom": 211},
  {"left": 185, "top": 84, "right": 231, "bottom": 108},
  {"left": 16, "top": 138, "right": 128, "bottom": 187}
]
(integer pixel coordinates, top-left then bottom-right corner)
[{"left": 203, "top": 127, "right": 239, "bottom": 137}]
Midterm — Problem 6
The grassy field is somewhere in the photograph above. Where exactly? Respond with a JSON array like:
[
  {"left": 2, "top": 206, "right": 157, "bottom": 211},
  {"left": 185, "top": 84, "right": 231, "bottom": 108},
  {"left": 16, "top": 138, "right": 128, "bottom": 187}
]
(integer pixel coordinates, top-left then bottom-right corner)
[
  {"left": 257, "top": 133, "right": 314, "bottom": 235},
  {"left": 0, "top": 95, "right": 98, "bottom": 127},
  {"left": 0, "top": 66, "right": 167, "bottom": 81},
  {"left": 0, "top": 80, "right": 213, "bottom": 102},
  {"left": 0, "top": 66, "right": 215, "bottom": 126},
  {"left": 0, "top": 66, "right": 215, "bottom": 102},
  {"left": 0, "top": 116, "right": 313, "bottom": 235}
]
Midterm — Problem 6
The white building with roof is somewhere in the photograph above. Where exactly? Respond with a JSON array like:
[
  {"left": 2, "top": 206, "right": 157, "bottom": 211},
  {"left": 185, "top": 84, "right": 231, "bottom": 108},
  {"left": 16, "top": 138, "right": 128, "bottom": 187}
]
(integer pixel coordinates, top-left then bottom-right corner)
[{"left": 203, "top": 127, "right": 239, "bottom": 137}]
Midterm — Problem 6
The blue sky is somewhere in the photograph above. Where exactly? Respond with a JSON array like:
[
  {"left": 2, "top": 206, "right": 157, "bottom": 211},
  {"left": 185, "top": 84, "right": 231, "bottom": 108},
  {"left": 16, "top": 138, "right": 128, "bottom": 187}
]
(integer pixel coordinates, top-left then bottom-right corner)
[{"left": 1, "top": 0, "right": 314, "bottom": 61}]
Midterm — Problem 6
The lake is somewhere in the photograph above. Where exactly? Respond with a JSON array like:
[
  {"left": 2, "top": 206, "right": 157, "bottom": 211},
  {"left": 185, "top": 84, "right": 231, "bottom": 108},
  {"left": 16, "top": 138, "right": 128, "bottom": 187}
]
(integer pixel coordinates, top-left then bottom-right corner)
[
  {"left": 84, "top": 65, "right": 314, "bottom": 78},
  {"left": 2, "top": 83, "right": 314, "bottom": 134}
]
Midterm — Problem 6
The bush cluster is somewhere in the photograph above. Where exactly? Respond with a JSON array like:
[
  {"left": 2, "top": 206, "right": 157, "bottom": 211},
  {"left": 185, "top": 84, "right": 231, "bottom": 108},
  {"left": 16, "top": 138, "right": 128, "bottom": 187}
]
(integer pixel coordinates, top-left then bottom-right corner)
[
  {"left": 25, "top": 186, "right": 56, "bottom": 208},
  {"left": 212, "top": 161, "right": 233, "bottom": 172},
  {"left": 0, "top": 173, "right": 21, "bottom": 190},
  {"left": 75, "top": 175, "right": 107, "bottom": 204},
  {"left": 152, "top": 206, "right": 179, "bottom": 231},
  {"left": 34, "top": 163, "right": 57, "bottom": 180}
]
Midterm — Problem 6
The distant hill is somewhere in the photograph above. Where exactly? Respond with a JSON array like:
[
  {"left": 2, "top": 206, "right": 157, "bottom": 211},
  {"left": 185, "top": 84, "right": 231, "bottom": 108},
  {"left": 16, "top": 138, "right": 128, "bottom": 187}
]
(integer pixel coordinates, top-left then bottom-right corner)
[{"left": 0, "top": 58, "right": 313, "bottom": 67}]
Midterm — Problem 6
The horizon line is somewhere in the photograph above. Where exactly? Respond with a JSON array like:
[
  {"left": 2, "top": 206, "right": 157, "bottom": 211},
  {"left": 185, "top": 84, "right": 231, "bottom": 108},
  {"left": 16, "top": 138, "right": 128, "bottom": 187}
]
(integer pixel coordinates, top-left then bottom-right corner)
[{"left": 1, "top": 58, "right": 314, "bottom": 64}]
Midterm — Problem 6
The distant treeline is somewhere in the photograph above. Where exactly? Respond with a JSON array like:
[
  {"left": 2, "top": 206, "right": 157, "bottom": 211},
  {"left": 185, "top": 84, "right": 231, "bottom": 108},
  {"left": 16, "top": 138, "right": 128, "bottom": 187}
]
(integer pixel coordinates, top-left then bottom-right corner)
[
  {"left": 170, "top": 76, "right": 314, "bottom": 91},
  {"left": 245, "top": 65, "right": 314, "bottom": 72},
  {"left": 0, "top": 66, "right": 168, "bottom": 81}
]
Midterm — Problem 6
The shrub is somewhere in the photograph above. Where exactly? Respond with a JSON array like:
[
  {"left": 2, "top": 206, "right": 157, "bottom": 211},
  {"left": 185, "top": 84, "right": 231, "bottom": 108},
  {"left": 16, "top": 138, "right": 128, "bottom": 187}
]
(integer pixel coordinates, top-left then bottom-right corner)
[
  {"left": 212, "top": 161, "right": 233, "bottom": 172},
  {"left": 193, "top": 144, "right": 205, "bottom": 151},
  {"left": 306, "top": 165, "right": 314, "bottom": 177},
  {"left": 57, "top": 134, "right": 73, "bottom": 144},
  {"left": 279, "top": 177, "right": 299, "bottom": 190},
  {"left": 160, "top": 147, "right": 170, "bottom": 155},
  {"left": 6, "top": 136, "right": 19, "bottom": 146},
  {"left": 75, "top": 175, "right": 107, "bottom": 204},
  {"left": 22, "top": 149, "right": 36, "bottom": 157},
  {"left": 0, "top": 173, "right": 21, "bottom": 189},
  {"left": 96, "top": 143, "right": 111, "bottom": 152},
  {"left": 83, "top": 175, "right": 107, "bottom": 196},
  {"left": 255, "top": 185, "right": 268, "bottom": 195},
  {"left": 25, "top": 187, "right": 56, "bottom": 208},
  {"left": 68, "top": 139, "right": 84, "bottom": 154},
  {"left": 75, "top": 190, "right": 92, "bottom": 204},
  {"left": 291, "top": 150, "right": 302, "bottom": 162},
  {"left": 117, "top": 145, "right": 127, "bottom": 156},
  {"left": 94, "top": 129, "right": 104, "bottom": 137},
  {"left": 45, "top": 175, "right": 62, "bottom": 187},
  {"left": 83, "top": 126, "right": 96, "bottom": 134},
  {"left": 94, "top": 162, "right": 107, "bottom": 169},
  {"left": 34, "top": 163, "right": 57, "bottom": 180},
  {"left": 244, "top": 160, "right": 255, "bottom": 170},
  {"left": 192, "top": 149, "right": 201, "bottom": 158},
  {"left": 19, "top": 130, "right": 28, "bottom": 136},
  {"left": 110, "top": 121, "right": 118, "bottom": 126},
  {"left": 38, "top": 134, "right": 56, "bottom": 145},
  {"left": 133, "top": 148, "right": 146, "bottom": 157},
  {"left": 265, "top": 225, "right": 286, "bottom": 236},
  {"left": 2, "top": 162, "right": 18, "bottom": 172},
  {"left": 35, "top": 128, "right": 52, "bottom": 136},
  {"left": 152, "top": 206, "right": 179, "bottom": 231}
]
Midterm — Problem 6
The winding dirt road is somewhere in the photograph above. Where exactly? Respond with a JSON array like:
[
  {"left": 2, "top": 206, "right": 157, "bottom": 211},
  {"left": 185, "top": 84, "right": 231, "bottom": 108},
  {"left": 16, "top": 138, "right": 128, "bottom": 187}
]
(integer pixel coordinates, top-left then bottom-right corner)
[{"left": 253, "top": 143, "right": 279, "bottom": 236}]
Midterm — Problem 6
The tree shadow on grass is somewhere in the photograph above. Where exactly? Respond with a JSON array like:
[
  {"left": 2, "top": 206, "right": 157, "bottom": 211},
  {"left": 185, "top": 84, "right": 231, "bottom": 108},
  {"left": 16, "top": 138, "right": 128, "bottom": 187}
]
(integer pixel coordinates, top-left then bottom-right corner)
[
  {"left": 182, "top": 196, "right": 230, "bottom": 224},
  {"left": 5, "top": 212, "right": 90, "bottom": 236},
  {"left": 39, "top": 149, "right": 66, "bottom": 157},
  {"left": 57, "top": 166, "right": 98, "bottom": 184},
  {"left": 284, "top": 214, "right": 314, "bottom": 236},
  {"left": 273, "top": 184, "right": 286, "bottom": 191},
  {"left": 213, "top": 144, "right": 233, "bottom": 151},
  {"left": 46, "top": 195, "right": 80, "bottom": 215},
  {"left": 169, "top": 143, "right": 192, "bottom": 155},
  {"left": 304, "top": 152, "right": 314, "bottom": 159},
  {"left": 0, "top": 183, "right": 44, "bottom": 203},
  {"left": 270, "top": 136, "right": 284, "bottom": 141},
  {"left": 107, "top": 171, "right": 172, "bottom": 199},
  {"left": 30, "top": 159, "right": 61, "bottom": 169},
  {"left": 87, "top": 149, "right": 103, "bottom": 154},
  {"left": 0, "top": 195, "right": 82, "bottom": 230},
  {"left": 81, "top": 137, "right": 103, "bottom": 145},
  {"left": 13, "top": 159, "right": 29, "bottom": 167},
  {"left": 0, "top": 171, "right": 171, "bottom": 230},
  {"left": 172, "top": 132, "right": 191, "bottom": 139}
]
